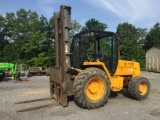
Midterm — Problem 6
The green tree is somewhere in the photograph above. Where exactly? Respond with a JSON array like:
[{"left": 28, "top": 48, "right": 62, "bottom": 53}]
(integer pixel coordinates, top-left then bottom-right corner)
[
  {"left": 0, "top": 14, "right": 6, "bottom": 60},
  {"left": 22, "top": 32, "right": 54, "bottom": 67},
  {"left": 137, "top": 28, "right": 148, "bottom": 45},
  {"left": 82, "top": 18, "right": 107, "bottom": 31},
  {"left": 79, "top": 18, "right": 108, "bottom": 59},
  {"left": 70, "top": 20, "right": 81, "bottom": 36},
  {"left": 116, "top": 22, "right": 146, "bottom": 69},
  {"left": 0, "top": 9, "right": 55, "bottom": 68},
  {"left": 0, "top": 13, "right": 15, "bottom": 62},
  {"left": 143, "top": 22, "right": 160, "bottom": 51},
  {"left": 48, "top": 16, "right": 54, "bottom": 38}
]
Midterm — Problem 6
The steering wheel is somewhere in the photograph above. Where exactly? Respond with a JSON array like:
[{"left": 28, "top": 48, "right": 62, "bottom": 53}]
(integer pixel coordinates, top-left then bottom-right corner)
[{"left": 96, "top": 50, "right": 104, "bottom": 62}]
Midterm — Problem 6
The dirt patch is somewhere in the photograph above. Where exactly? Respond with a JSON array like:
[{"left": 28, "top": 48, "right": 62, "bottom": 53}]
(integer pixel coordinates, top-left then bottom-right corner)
[
  {"left": 20, "top": 89, "right": 49, "bottom": 96},
  {"left": 142, "top": 76, "right": 157, "bottom": 79},
  {"left": 151, "top": 89, "right": 160, "bottom": 94},
  {"left": 149, "top": 108, "right": 160, "bottom": 118},
  {"left": 0, "top": 86, "right": 18, "bottom": 91},
  {"left": 50, "top": 109, "right": 76, "bottom": 117},
  {"left": 14, "top": 79, "right": 30, "bottom": 83}
]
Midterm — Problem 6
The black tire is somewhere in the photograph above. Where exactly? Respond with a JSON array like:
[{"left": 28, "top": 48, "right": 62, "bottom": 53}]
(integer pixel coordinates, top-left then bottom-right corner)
[
  {"left": 128, "top": 76, "right": 150, "bottom": 100},
  {"left": 0, "top": 72, "right": 5, "bottom": 81},
  {"left": 73, "top": 67, "right": 110, "bottom": 109}
]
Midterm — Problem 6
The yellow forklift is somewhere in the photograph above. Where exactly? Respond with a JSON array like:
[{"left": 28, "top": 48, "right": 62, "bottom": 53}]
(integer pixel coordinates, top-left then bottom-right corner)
[
  {"left": 16, "top": 5, "right": 150, "bottom": 112},
  {"left": 49, "top": 5, "right": 150, "bottom": 109}
]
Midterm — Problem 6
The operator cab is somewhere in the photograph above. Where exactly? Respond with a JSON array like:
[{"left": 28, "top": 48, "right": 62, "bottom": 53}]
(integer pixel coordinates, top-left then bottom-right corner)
[{"left": 71, "top": 30, "right": 119, "bottom": 75}]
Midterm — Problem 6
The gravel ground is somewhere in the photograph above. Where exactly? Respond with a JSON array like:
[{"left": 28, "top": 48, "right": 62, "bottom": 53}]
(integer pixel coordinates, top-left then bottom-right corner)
[{"left": 0, "top": 71, "right": 160, "bottom": 120}]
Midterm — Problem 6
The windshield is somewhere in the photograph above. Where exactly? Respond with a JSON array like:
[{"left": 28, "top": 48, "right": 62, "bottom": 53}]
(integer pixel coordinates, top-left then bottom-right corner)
[{"left": 70, "top": 31, "right": 118, "bottom": 74}]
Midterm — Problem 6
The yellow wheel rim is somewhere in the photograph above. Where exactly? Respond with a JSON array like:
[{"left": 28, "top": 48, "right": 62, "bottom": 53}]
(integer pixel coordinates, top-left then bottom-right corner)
[
  {"left": 85, "top": 77, "right": 106, "bottom": 101},
  {"left": 139, "top": 83, "right": 147, "bottom": 95}
]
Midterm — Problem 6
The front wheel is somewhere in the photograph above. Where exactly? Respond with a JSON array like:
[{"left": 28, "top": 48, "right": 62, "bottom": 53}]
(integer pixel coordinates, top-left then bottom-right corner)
[
  {"left": 73, "top": 67, "right": 110, "bottom": 109},
  {"left": 128, "top": 76, "right": 150, "bottom": 100}
]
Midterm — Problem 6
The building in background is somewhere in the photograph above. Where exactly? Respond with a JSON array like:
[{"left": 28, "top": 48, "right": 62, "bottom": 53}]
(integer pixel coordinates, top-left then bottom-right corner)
[{"left": 146, "top": 47, "right": 160, "bottom": 72}]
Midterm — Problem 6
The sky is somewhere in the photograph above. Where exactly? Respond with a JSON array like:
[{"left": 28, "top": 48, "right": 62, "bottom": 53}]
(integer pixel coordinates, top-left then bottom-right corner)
[{"left": 0, "top": 0, "right": 160, "bottom": 32}]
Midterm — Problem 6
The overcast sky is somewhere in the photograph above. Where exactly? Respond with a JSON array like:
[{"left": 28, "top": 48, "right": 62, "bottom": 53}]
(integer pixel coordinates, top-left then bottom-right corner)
[{"left": 0, "top": 0, "right": 160, "bottom": 32}]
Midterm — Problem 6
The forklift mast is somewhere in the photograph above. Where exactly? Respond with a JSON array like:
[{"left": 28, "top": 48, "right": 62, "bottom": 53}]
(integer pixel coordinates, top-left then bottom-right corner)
[{"left": 50, "top": 5, "right": 72, "bottom": 106}]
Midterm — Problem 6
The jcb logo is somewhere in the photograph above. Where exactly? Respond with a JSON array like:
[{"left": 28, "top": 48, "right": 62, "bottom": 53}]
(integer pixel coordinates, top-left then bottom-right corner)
[{"left": 128, "top": 63, "right": 134, "bottom": 66}]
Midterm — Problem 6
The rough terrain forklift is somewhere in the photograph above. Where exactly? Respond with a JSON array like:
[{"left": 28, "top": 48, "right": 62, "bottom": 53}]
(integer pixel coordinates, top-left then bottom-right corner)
[
  {"left": 16, "top": 5, "right": 150, "bottom": 112},
  {"left": 49, "top": 5, "right": 150, "bottom": 109}
]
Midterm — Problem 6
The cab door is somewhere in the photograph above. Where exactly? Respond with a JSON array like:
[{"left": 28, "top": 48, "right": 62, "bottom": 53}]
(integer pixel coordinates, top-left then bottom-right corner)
[{"left": 99, "top": 34, "right": 118, "bottom": 74}]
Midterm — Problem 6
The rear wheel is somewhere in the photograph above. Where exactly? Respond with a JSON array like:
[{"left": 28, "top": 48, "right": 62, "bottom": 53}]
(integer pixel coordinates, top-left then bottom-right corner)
[
  {"left": 128, "top": 76, "right": 150, "bottom": 100},
  {"left": 73, "top": 67, "right": 110, "bottom": 109}
]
